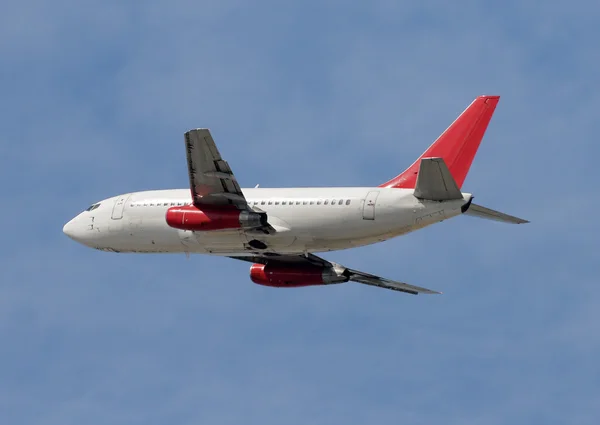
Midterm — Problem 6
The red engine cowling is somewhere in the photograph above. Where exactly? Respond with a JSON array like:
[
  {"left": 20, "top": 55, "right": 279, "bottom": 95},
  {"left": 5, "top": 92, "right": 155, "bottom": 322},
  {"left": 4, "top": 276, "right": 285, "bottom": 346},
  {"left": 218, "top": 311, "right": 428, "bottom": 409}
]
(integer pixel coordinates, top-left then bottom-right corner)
[
  {"left": 166, "top": 205, "right": 266, "bottom": 231},
  {"left": 250, "top": 263, "right": 349, "bottom": 288}
]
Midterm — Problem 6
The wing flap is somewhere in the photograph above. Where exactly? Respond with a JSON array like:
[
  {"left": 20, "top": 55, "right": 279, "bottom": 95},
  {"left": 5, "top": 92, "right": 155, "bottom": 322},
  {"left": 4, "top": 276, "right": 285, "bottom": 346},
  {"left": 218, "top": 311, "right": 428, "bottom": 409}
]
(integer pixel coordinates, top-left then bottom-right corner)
[{"left": 414, "top": 157, "right": 463, "bottom": 201}]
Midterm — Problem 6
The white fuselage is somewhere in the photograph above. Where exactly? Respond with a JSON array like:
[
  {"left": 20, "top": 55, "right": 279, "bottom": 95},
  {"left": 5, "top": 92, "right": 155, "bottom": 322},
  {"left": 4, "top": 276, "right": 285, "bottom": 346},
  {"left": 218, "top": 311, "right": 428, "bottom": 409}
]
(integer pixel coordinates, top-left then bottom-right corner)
[{"left": 63, "top": 187, "right": 471, "bottom": 256}]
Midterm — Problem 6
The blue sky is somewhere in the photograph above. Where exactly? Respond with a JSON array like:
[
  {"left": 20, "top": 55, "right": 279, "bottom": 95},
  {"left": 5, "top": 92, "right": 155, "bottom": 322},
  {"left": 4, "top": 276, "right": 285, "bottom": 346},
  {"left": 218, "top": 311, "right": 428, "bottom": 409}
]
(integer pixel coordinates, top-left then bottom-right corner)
[{"left": 1, "top": 1, "right": 599, "bottom": 424}]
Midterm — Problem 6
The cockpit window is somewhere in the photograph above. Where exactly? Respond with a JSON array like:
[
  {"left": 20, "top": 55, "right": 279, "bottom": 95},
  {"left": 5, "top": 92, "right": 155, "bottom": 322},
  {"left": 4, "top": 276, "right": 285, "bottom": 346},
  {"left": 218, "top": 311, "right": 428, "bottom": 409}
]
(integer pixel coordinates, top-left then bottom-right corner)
[{"left": 85, "top": 203, "right": 100, "bottom": 211}]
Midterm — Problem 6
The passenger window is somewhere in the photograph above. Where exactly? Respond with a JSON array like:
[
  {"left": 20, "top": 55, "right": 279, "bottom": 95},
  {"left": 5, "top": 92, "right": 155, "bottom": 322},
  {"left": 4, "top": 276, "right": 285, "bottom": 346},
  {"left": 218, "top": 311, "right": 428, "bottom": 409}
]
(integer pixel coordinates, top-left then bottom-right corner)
[
  {"left": 282, "top": 201, "right": 286, "bottom": 205},
  {"left": 144, "top": 203, "right": 148, "bottom": 207},
  {"left": 261, "top": 201, "right": 265, "bottom": 205},
  {"left": 163, "top": 202, "right": 169, "bottom": 206},
  {"left": 310, "top": 201, "right": 314, "bottom": 205},
  {"left": 346, "top": 199, "right": 351, "bottom": 205},
  {"left": 332, "top": 199, "right": 336, "bottom": 205},
  {"left": 338, "top": 200, "right": 343, "bottom": 205},
  {"left": 296, "top": 201, "right": 300, "bottom": 205},
  {"left": 324, "top": 200, "right": 329, "bottom": 205},
  {"left": 302, "top": 201, "right": 307, "bottom": 205},
  {"left": 317, "top": 200, "right": 321, "bottom": 205},
  {"left": 268, "top": 201, "right": 272, "bottom": 205}
]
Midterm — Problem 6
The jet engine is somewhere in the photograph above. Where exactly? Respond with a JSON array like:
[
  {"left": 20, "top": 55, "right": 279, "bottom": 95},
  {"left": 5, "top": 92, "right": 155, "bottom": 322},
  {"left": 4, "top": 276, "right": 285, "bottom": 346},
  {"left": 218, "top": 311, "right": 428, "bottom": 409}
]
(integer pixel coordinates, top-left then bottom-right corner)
[
  {"left": 250, "top": 263, "right": 349, "bottom": 287},
  {"left": 166, "top": 205, "right": 267, "bottom": 231}
]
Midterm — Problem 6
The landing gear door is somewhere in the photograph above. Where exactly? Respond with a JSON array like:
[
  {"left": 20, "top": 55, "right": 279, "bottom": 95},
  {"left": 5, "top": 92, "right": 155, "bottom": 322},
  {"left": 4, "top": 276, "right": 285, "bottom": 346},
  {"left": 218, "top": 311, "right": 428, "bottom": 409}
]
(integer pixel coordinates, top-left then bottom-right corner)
[
  {"left": 362, "top": 191, "right": 379, "bottom": 220},
  {"left": 111, "top": 194, "right": 131, "bottom": 220}
]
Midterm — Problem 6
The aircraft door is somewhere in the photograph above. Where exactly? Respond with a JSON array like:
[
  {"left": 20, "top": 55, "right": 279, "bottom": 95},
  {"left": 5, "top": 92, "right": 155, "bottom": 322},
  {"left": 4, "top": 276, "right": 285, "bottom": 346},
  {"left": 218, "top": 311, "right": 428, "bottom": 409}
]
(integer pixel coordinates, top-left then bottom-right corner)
[
  {"left": 111, "top": 194, "right": 131, "bottom": 220},
  {"left": 362, "top": 191, "right": 379, "bottom": 220}
]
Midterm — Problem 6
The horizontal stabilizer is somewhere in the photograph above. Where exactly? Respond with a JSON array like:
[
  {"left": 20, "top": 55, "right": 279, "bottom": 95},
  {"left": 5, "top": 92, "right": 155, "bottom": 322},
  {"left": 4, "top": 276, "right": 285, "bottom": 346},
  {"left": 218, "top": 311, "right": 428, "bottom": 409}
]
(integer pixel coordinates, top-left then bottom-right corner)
[
  {"left": 464, "top": 203, "right": 529, "bottom": 224},
  {"left": 347, "top": 269, "right": 441, "bottom": 295},
  {"left": 414, "top": 157, "right": 463, "bottom": 201}
]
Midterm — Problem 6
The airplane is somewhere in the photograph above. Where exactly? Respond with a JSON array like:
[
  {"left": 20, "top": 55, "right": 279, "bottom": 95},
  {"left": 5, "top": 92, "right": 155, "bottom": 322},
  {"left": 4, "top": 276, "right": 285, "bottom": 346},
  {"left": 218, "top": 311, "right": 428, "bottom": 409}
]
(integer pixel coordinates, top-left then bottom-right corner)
[{"left": 63, "top": 95, "right": 528, "bottom": 295}]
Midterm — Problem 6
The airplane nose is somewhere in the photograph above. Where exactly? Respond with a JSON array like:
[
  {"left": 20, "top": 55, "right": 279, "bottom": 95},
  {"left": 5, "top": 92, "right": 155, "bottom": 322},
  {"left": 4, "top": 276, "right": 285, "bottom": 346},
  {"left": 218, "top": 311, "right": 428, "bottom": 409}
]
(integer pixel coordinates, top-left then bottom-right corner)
[{"left": 63, "top": 218, "right": 79, "bottom": 240}]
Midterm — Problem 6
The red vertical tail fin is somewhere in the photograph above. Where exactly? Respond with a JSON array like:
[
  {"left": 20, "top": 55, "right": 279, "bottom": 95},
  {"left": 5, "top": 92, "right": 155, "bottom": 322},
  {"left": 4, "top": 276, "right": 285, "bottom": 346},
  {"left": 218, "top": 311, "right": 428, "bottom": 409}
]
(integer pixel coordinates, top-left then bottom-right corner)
[{"left": 380, "top": 95, "right": 500, "bottom": 189}]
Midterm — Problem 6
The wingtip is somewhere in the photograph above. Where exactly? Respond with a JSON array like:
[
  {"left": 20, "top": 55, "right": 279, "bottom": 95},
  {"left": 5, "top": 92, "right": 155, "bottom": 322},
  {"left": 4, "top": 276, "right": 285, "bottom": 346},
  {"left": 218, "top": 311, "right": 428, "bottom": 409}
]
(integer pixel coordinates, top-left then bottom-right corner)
[{"left": 420, "top": 289, "right": 443, "bottom": 295}]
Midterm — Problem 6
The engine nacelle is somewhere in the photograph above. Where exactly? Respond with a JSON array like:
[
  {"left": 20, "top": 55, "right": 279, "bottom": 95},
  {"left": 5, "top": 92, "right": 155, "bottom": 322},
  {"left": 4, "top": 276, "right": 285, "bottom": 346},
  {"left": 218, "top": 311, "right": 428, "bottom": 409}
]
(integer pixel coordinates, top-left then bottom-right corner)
[
  {"left": 250, "top": 263, "right": 349, "bottom": 288},
  {"left": 166, "top": 205, "right": 267, "bottom": 231}
]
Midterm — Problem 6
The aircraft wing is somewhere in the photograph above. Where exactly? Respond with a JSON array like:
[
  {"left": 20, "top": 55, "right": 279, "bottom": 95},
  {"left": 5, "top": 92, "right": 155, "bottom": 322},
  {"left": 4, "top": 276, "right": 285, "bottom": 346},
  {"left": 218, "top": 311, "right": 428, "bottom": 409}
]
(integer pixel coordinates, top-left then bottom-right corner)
[
  {"left": 345, "top": 268, "right": 441, "bottom": 294},
  {"left": 184, "top": 129, "right": 248, "bottom": 209},
  {"left": 230, "top": 253, "right": 441, "bottom": 295}
]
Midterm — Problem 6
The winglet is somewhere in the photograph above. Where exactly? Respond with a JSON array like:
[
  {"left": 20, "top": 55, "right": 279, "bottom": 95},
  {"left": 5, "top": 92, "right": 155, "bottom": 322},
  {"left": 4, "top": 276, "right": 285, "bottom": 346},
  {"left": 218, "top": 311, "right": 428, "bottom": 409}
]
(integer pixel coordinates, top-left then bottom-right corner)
[{"left": 380, "top": 95, "right": 500, "bottom": 189}]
